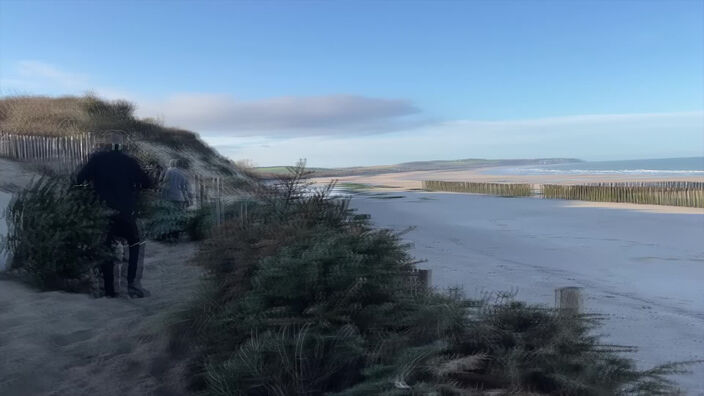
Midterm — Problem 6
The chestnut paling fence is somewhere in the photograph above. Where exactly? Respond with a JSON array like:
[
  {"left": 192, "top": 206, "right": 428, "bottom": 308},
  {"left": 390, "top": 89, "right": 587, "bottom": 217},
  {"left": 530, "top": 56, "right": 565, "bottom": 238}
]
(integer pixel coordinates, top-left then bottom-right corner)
[
  {"left": 422, "top": 180, "right": 533, "bottom": 197},
  {"left": 422, "top": 180, "right": 704, "bottom": 208},
  {"left": 0, "top": 132, "right": 97, "bottom": 174},
  {"left": 0, "top": 132, "right": 226, "bottom": 223},
  {"left": 541, "top": 182, "right": 704, "bottom": 208}
]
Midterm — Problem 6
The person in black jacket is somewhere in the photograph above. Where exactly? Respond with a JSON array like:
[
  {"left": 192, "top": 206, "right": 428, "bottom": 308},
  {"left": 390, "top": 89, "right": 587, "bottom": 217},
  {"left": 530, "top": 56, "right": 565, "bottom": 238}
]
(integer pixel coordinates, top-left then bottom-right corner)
[{"left": 76, "top": 133, "right": 153, "bottom": 298}]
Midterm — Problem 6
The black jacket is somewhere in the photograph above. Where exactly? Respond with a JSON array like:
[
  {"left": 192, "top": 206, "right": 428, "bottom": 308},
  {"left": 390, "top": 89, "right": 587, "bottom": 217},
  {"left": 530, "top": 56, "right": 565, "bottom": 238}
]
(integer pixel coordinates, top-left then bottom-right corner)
[{"left": 76, "top": 150, "right": 153, "bottom": 215}]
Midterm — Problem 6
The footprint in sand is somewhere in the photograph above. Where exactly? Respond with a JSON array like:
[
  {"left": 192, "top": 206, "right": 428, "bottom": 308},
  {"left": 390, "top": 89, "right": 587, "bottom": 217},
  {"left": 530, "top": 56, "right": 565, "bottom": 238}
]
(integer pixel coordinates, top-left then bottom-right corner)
[{"left": 50, "top": 329, "right": 95, "bottom": 347}]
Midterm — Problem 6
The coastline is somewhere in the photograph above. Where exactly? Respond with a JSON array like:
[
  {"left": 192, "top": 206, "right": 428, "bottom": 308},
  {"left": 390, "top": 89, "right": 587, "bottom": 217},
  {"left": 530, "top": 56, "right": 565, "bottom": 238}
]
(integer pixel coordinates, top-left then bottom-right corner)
[{"left": 312, "top": 166, "right": 704, "bottom": 215}]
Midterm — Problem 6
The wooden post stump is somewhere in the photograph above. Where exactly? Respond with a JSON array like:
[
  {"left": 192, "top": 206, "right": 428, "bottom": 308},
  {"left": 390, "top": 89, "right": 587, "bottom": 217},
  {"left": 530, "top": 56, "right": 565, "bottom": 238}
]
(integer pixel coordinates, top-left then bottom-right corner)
[
  {"left": 555, "top": 286, "right": 582, "bottom": 314},
  {"left": 418, "top": 269, "right": 431, "bottom": 289},
  {"left": 408, "top": 269, "right": 431, "bottom": 290}
]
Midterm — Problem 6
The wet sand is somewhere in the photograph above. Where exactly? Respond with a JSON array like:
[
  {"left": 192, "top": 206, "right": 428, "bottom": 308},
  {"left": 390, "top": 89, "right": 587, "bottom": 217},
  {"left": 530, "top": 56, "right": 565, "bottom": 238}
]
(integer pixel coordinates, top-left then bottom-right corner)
[{"left": 350, "top": 191, "right": 704, "bottom": 394}]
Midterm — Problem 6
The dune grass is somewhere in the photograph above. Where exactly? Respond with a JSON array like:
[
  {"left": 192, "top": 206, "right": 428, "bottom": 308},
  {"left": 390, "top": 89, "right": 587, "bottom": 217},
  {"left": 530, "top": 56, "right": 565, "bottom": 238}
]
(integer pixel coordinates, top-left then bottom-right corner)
[{"left": 0, "top": 95, "right": 217, "bottom": 156}]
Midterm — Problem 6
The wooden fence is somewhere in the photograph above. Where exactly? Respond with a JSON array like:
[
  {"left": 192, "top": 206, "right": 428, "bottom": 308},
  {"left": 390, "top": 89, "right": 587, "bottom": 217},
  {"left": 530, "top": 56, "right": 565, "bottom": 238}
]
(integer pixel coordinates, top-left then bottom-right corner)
[
  {"left": 194, "top": 175, "right": 225, "bottom": 225},
  {"left": 422, "top": 180, "right": 533, "bottom": 197},
  {"left": 1, "top": 132, "right": 227, "bottom": 224},
  {"left": 0, "top": 132, "right": 97, "bottom": 173},
  {"left": 542, "top": 182, "right": 704, "bottom": 208},
  {"left": 422, "top": 179, "right": 704, "bottom": 208}
]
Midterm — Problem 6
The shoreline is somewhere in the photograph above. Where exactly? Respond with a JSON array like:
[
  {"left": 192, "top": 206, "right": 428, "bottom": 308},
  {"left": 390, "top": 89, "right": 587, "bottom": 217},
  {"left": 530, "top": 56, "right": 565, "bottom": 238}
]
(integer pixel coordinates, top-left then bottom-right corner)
[{"left": 313, "top": 166, "right": 704, "bottom": 215}]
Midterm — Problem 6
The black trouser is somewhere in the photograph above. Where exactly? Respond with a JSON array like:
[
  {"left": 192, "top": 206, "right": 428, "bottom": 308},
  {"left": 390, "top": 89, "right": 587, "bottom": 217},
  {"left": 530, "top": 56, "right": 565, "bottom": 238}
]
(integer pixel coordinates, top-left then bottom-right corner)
[{"left": 103, "top": 213, "right": 141, "bottom": 295}]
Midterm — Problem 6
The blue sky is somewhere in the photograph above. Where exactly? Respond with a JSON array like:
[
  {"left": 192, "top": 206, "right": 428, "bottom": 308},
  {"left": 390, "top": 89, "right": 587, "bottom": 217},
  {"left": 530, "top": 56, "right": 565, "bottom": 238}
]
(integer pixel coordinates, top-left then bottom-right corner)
[{"left": 1, "top": 0, "right": 703, "bottom": 166}]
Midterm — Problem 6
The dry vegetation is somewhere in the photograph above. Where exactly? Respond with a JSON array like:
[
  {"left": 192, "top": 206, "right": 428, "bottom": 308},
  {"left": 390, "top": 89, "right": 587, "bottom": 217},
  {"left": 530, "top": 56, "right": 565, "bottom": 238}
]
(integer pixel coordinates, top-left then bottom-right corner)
[
  {"left": 0, "top": 95, "right": 251, "bottom": 187},
  {"left": 0, "top": 95, "right": 209, "bottom": 153}
]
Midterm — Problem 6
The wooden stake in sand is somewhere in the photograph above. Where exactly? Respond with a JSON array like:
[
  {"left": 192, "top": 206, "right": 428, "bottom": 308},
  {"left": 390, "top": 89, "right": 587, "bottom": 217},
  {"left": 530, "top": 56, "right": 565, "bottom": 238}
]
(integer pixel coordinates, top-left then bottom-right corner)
[{"left": 555, "top": 286, "right": 583, "bottom": 314}]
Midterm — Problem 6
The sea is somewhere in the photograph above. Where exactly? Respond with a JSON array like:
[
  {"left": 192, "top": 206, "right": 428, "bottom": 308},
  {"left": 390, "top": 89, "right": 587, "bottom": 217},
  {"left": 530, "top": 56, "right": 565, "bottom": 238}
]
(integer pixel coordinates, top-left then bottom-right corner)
[{"left": 485, "top": 157, "right": 704, "bottom": 177}]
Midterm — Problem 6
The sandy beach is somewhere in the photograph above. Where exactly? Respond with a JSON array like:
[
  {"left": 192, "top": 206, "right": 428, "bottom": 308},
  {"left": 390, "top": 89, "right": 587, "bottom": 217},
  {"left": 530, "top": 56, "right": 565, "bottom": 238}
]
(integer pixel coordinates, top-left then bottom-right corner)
[
  {"left": 313, "top": 166, "right": 704, "bottom": 214},
  {"left": 314, "top": 166, "right": 704, "bottom": 188},
  {"left": 350, "top": 191, "right": 704, "bottom": 393}
]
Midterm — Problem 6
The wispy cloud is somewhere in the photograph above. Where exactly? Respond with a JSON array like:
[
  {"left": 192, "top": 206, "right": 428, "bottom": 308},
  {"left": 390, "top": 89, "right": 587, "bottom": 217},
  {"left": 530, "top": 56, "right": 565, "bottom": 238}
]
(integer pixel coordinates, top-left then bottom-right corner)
[
  {"left": 0, "top": 60, "right": 132, "bottom": 99},
  {"left": 136, "top": 93, "right": 423, "bottom": 136},
  {"left": 1, "top": 61, "right": 425, "bottom": 136},
  {"left": 206, "top": 111, "right": 704, "bottom": 167},
  {"left": 16, "top": 60, "right": 89, "bottom": 89},
  {"left": 1, "top": 60, "right": 90, "bottom": 93}
]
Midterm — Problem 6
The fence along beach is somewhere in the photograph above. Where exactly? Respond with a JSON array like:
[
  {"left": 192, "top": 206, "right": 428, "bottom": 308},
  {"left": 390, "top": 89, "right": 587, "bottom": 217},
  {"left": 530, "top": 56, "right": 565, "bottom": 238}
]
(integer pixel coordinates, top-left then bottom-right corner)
[
  {"left": 423, "top": 180, "right": 533, "bottom": 197},
  {"left": 422, "top": 180, "right": 704, "bottom": 208}
]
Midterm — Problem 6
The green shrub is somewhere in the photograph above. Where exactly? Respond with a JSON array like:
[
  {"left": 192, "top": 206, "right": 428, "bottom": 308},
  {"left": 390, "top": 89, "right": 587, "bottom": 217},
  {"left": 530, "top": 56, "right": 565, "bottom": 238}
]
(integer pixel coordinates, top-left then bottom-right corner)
[
  {"left": 184, "top": 204, "right": 215, "bottom": 241},
  {"left": 2, "top": 176, "right": 114, "bottom": 291},
  {"left": 340, "top": 298, "right": 691, "bottom": 395},
  {"left": 173, "top": 164, "right": 689, "bottom": 395},
  {"left": 137, "top": 193, "right": 190, "bottom": 242}
]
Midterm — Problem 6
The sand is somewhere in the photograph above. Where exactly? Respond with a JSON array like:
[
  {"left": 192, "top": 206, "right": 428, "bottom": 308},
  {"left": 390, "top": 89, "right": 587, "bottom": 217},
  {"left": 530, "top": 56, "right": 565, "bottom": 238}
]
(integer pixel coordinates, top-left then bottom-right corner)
[
  {"left": 350, "top": 191, "right": 704, "bottom": 394},
  {"left": 1, "top": 157, "right": 205, "bottom": 395},
  {"left": 0, "top": 158, "right": 41, "bottom": 194},
  {"left": 313, "top": 166, "right": 704, "bottom": 215},
  {"left": 0, "top": 241, "right": 202, "bottom": 396},
  {"left": 314, "top": 166, "right": 704, "bottom": 189}
]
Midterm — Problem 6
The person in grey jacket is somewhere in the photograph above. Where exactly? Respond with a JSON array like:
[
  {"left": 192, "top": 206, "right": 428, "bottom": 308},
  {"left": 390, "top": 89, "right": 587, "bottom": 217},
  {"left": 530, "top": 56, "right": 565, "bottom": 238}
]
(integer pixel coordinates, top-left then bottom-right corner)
[{"left": 162, "top": 159, "right": 192, "bottom": 208}]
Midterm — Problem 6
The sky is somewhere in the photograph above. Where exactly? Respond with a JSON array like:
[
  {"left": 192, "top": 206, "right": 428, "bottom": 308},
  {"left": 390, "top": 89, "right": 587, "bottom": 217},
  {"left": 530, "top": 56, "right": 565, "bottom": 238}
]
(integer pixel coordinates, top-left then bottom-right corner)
[{"left": 1, "top": 0, "right": 703, "bottom": 167}]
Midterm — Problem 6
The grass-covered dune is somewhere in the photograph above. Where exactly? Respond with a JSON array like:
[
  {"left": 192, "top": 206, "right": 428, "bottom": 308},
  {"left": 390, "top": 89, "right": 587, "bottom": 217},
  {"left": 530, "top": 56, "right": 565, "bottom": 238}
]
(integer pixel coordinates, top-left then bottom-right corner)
[
  {"left": 1, "top": 95, "right": 206, "bottom": 151},
  {"left": 0, "top": 95, "right": 248, "bottom": 181}
]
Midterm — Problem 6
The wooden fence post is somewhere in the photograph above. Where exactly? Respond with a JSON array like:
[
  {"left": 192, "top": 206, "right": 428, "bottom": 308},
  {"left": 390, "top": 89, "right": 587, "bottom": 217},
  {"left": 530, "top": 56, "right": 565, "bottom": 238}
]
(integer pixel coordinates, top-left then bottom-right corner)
[
  {"left": 417, "top": 269, "right": 432, "bottom": 289},
  {"left": 555, "top": 287, "right": 583, "bottom": 314}
]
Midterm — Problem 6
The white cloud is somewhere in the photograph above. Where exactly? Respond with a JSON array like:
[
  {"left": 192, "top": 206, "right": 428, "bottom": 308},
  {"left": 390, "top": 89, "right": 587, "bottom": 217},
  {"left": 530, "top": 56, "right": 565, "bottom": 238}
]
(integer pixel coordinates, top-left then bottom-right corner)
[
  {"left": 16, "top": 60, "right": 89, "bottom": 89},
  {"left": 136, "top": 93, "right": 421, "bottom": 136},
  {"left": 1, "top": 61, "right": 423, "bottom": 136}
]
